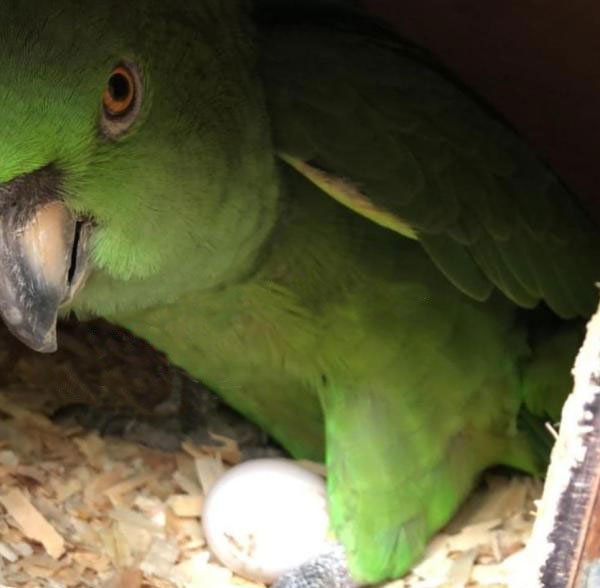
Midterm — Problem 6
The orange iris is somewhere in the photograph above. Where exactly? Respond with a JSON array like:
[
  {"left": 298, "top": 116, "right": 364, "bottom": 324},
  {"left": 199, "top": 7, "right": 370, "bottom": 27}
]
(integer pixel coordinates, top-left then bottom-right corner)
[{"left": 102, "top": 66, "right": 135, "bottom": 116}]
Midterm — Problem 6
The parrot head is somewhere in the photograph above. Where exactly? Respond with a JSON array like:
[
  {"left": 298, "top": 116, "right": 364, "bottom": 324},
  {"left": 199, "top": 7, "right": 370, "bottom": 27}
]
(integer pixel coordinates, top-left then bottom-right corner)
[{"left": 0, "top": 0, "right": 277, "bottom": 352}]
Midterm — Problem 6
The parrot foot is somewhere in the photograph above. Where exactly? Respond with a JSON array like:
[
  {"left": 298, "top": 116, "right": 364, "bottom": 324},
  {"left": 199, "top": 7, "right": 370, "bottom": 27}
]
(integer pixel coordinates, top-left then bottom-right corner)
[
  {"left": 51, "top": 400, "right": 286, "bottom": 457},
  {"left": 273, "top": 545, "right": 360, "bottom": 588},
  {"left": 51, "top": 403, "right": 185, "bottom": 451}
]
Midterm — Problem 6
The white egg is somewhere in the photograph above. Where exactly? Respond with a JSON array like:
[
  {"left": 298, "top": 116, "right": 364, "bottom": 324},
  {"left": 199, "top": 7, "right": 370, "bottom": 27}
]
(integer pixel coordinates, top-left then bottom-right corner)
[{"left": 202, "top": 458, "right": 331, "bottom": 584}]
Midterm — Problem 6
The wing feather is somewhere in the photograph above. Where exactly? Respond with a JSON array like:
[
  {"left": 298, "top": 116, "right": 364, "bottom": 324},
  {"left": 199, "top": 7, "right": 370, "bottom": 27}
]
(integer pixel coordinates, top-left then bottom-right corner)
[{"left": 259, "top": 15, "right": 600, "bottom": 317}]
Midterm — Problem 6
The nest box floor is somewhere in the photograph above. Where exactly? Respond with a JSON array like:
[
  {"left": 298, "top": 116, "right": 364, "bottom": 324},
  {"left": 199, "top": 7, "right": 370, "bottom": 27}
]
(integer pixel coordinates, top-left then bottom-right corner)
[{"left": 0, "top": 320, "right": 537, "bottom": 587}]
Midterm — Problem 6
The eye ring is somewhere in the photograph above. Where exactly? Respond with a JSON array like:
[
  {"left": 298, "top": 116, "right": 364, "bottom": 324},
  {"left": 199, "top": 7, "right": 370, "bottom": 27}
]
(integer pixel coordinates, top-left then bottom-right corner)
[
  {"left": 103, "top": 66, "right": 135, "bottom": 116},
  {"left": 100, "top": 61, "right": 142, "bottom": 138}
]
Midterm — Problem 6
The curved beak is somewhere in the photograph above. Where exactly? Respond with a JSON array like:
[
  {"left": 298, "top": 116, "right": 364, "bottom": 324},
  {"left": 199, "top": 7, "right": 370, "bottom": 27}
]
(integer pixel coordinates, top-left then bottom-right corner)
[{"left": 0, "top": 166, "right": 90, "bottom": 352}]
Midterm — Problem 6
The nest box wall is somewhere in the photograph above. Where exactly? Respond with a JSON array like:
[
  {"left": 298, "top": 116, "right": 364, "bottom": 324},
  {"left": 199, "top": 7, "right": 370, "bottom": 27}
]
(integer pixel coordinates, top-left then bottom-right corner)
[{"left": 361, "top": 0, "right": 600, "bottom": 219}]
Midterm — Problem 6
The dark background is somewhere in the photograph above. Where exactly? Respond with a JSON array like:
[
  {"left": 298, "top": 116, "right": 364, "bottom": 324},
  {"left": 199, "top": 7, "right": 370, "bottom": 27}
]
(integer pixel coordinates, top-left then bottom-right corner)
[{"left": 360, "top": 1, "right": 600, "bottom": 218}]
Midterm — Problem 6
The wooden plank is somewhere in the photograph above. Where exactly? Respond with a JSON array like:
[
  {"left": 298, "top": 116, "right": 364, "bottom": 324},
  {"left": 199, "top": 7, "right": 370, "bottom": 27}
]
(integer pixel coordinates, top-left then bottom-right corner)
[
  {"left": 573, "top": 409, "right": 600, "bottom": 587},
  {"left": 527, "top": 305, "right": 600, "bottom": 587}
]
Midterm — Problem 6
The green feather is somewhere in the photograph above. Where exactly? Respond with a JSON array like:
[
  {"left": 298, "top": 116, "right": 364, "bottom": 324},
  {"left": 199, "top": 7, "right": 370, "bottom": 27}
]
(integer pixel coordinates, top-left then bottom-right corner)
[{"left": 0, "top": 2, "right": 595, "bottom": 584}]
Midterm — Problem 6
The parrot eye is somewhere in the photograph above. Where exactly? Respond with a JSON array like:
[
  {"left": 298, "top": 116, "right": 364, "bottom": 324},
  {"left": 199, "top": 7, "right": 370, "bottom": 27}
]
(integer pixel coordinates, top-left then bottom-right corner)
[
  {"left": 103, "top": 67, "right": 134, "bottom": 115},
  {"left": 100, "top": 62, "right": 142, "bottom": 138}
]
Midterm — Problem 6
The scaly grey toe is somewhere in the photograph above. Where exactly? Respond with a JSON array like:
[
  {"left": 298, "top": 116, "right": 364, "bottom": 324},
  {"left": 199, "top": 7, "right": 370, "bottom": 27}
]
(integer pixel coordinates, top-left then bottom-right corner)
[{"left": 272, "top": 545, "right": 360, "bottom": 588}]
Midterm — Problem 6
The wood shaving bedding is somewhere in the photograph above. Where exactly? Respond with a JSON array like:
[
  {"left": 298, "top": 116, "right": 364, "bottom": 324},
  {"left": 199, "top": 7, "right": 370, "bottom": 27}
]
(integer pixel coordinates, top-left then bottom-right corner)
[{"left": 0, "top": 393, "right": 538, "bottom": 587}]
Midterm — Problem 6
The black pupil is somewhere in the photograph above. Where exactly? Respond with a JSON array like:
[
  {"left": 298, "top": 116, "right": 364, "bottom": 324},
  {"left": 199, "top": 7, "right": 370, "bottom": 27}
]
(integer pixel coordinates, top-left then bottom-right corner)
[{"left": 108, "top": 73, "right": 130, "bottom": 102}]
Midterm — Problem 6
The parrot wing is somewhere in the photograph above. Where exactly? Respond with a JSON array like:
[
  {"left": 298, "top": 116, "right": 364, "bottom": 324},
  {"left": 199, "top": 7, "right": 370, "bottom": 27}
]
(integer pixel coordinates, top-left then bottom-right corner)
[{"left": 258, "top": 9, "right": 599, "bottom": 318}]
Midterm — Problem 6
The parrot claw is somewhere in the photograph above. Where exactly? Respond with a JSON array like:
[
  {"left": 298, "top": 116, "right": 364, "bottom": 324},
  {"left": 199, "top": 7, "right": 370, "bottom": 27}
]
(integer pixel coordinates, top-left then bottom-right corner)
[{"left": 272, "top": 545, "right": 360, "bottom": 588}]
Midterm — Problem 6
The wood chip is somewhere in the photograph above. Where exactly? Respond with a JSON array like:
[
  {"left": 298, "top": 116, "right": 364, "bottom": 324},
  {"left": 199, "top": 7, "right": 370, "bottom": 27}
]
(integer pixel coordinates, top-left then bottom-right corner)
[
  {"left": 139, "top": 538, "right": 179, "bottom": 578},
  {"left": 167, "top": 494, "right": 203, "bottom": 518},
  {"left": 0, "top": 541, "right": 18, "bottom": 562},
  {"left": 173, "top": 470, "right": 203, "bottom": 496},
  {"left": 445, "top": 548, "right": 477, "bottom": 586},
  {"left": 193, "top": 454, "right": 225, "bottom": 495},
  {"left": 106, "top": 569, "right": 144, "bottom": 588},
  {"left": 105, "top": 473, "right": 157, "bottom": 506},
  {"left": 205, "top": 433, "right": 242, "bottom": 465},
  {"left": 75, "top": 434, "right": 106, "bottom": 468},
  {"left": 0, "top": 488, "right": 65, "bottom": 558},
  {"left": 109, "top": 506, "right": 164, "bottom": 533}
]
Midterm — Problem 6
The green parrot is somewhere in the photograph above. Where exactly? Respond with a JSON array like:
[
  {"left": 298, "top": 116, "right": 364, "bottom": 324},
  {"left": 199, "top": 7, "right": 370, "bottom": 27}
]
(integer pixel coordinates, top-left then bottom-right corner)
[{"left": 0, "top": 1, "right": 596, "bottom": 585}]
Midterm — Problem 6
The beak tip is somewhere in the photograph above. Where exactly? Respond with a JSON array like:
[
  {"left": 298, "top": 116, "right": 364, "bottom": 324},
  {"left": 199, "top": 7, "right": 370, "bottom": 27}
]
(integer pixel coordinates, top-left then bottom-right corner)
[
  {"left": 11, "top": 324, "right": 57, "bottom": 353},
  {"left": 36, "top": 339, "right": 58, "bottom": 354},
  {"left": 34, "top": 330, "right": 58, "bottom": 354}
]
